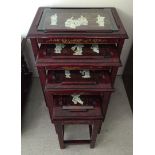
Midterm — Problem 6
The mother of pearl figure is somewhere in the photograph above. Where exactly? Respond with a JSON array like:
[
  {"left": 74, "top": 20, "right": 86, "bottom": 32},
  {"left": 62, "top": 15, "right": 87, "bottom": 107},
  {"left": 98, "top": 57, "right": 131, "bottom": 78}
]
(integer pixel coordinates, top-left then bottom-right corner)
[
  {"left": 96, "top": 15, "right": 105, "bottom": 27},
  {"left": 50, "top": 14, "right": 57, "bottom": 25}
]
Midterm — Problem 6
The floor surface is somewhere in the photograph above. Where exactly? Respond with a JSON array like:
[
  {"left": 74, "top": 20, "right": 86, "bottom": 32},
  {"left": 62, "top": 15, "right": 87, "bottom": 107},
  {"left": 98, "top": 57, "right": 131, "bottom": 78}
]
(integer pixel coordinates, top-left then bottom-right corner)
[{"left": 21, "top": 76, "right": 133, "bottom": 155}]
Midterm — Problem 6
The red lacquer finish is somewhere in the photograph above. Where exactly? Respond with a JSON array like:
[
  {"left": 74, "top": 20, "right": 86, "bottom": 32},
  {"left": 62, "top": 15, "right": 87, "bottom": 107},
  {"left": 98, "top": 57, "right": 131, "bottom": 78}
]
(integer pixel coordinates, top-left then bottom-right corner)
[{"left": 27, "top": 7, "right": 128, "bottom": 149}]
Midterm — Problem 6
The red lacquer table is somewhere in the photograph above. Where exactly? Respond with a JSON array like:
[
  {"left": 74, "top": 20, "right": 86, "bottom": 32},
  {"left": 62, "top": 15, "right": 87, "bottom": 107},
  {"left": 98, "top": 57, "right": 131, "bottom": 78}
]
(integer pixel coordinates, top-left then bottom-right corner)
[{"left": 27, "top": 7, "right": 128, "bottom": 148}]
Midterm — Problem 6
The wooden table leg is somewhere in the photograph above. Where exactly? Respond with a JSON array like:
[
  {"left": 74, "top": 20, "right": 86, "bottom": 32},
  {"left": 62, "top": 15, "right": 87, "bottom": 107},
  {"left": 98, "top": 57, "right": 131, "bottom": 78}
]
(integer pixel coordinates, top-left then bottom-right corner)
[
  {"left": 55, "top": 123, "right": 65, "bottom": 149},
  {"left": 98, "top": 123, "right": 102, "bottom": 134},
  {"left": 101, "top": 92, "right": 112, "bottom": 122},
  {"left": 89, "top": 125, "right": 92, "bottom": 137},
  {"left": 90, "top": 120, "right": 102, "bottom": 148}
]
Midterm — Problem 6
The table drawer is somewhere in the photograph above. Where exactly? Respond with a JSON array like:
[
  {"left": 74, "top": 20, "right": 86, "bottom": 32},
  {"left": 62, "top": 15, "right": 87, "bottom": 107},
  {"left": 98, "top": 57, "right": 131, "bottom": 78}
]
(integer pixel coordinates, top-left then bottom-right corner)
[
  {"left": 37, "top": 44, "right": 120, "bottom": 65},
  {"left": 52, "top": 95, "right": 103, "bottom": 120},
  {"left": 45, "top": 70, "right": 113, "bottom": 91}
]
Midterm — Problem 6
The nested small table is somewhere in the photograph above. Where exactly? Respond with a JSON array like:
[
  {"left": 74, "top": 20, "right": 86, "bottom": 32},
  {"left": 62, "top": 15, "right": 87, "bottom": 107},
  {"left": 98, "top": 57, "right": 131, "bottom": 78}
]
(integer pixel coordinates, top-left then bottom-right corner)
[
  {"left": 27, "top": 7, "right": 128, "bottom": 149},
  {"left": 52, "top": 96, "right": 103, "bottom": 148}
]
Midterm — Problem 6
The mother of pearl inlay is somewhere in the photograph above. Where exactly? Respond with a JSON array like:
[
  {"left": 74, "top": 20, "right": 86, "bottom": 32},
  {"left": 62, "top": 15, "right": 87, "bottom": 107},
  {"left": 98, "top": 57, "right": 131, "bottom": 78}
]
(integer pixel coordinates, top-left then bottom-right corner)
[
  {"left": 50, "top": 14, "right": 57, "bottom": 25},
  {"left": 96, "top": 15, "right": 105, "bottom": 27},
  {"left": 91, "top": 44, "right": 100, "bottom": 53},
  {"left": 65, "top": 16, "right": 88, "bottom": 29},
  {"left": 71, "top": 94, "right": 84, "bottom": 105},
  {"left": 80, "top": 70, "right": 91, "bottom": 78},
  {"left": 54, "top": 44, "right": 65, "bottom": 53},
  {"left": 71, "top": 44, "right": 84, "bottom": 55}
]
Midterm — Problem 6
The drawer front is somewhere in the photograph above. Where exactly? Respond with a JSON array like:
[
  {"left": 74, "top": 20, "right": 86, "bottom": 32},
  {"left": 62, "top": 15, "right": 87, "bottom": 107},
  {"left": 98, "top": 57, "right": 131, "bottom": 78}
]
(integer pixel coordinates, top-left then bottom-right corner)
[
  {"left": 36, "top": 43, "right": 121, "bottom": 67},
  {"left": 38, "top": 43, "right": 119, "bottom": 58},
  {"left": 52, "top": 95, "right": 103, "bottom": 120},
  {"left": 44, "top": 69, "right": 114, "bottom": 94}
]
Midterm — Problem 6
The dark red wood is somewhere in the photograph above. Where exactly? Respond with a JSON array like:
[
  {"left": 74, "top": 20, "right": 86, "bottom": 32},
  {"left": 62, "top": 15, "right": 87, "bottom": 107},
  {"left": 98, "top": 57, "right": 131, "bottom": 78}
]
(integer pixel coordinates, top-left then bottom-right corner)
[
  {"left": 90, "top": 120, "right": 102, "bottom": 148},
  {"left": 101, "top": 92, "right": 112, "bottom": 122},
  {"left": 30, "top": 38, "right": 39, "bottom": 59},
  {"left": 111, "top": 66, "right": 119, "bottom": 86},
  {"left": 55, "top": 123, "right": 65, "bottom": 149},
  {"left": 117, "top": 39, "right": 125, "bottom": 56},
  {"left": 46, "top": 70, "right": 112, "bottom": 91},
  {"left": 37, "top": 38, "right": 120, "bottom": 44},
  {"left": 35, "top": 43, "right": 122, "bottom": 69},
  {"left": 27, "top": 7, "right": 128, "bottom": 39},
  {"left": 27, "top": 7, "right": 128, "bottom": 149},
  {"left": 64, "top": 140, "right": 90, "bottom": 144},
  {"left": 37, "top": 67, "right": 46, "bottom": 87},
  {"left": 36, "top": 62, "right": 121, "bottom": 69},
  {"left": 52, "top": 98, "right": 103, "bottom": 148}
]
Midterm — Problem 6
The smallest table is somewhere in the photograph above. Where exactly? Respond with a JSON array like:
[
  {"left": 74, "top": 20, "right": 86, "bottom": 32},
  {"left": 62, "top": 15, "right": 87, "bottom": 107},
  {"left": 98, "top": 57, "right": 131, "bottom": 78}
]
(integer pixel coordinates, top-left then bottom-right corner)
[{"left": 52, "top": 95, "right": 103, "bottom": 149}]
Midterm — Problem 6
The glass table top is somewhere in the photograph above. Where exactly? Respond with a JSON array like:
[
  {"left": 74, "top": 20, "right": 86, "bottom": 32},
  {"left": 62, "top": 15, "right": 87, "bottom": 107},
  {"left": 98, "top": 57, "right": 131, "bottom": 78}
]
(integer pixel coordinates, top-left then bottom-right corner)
[{"left": 38, "top": 8, "right": 119, "bottom": 32}]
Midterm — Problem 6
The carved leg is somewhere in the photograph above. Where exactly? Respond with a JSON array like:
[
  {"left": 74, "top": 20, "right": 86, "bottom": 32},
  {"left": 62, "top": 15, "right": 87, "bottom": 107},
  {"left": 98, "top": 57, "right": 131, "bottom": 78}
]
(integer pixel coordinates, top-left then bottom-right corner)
[
  {"left": 90, "top": 120, "right": 102, "bottom": 148},
  {"left": 55, "top": 123, "right": 65, "bottom": 149}
]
